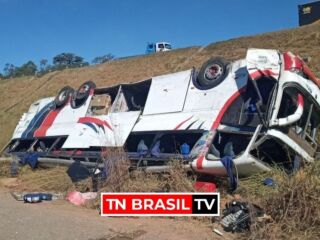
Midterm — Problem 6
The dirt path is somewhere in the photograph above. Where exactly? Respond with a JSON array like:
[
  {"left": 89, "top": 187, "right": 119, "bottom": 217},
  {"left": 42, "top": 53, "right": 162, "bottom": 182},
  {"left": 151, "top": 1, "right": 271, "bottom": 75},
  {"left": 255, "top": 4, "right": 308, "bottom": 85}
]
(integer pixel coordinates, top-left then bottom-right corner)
[{"left": 0, "top": 186, "right": 213, "bottom": 240}]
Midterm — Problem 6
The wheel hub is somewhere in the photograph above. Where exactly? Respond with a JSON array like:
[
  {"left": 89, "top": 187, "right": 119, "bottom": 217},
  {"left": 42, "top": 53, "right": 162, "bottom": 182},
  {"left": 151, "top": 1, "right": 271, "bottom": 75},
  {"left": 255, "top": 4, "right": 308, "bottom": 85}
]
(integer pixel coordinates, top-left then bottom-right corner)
[{"left": 205, "top": 64, "right": 223, "bottom": 80}]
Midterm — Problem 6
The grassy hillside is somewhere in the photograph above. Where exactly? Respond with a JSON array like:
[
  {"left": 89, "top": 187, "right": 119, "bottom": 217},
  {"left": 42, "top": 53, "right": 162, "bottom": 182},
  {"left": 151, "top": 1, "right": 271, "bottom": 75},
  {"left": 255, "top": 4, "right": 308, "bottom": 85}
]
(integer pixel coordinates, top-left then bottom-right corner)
[{"left": 1, "top": 22, "right": 320, "bottom": 150}]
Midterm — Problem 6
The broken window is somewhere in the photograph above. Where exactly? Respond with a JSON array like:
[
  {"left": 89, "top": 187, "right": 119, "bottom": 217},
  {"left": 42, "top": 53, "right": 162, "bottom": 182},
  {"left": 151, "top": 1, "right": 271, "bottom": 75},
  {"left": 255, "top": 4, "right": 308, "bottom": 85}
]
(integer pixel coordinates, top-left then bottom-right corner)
[
  {"left": 111, "top": 88, "right": 129, "bottom": 112},
  {"left": 278, "top": 87, "right": 320, "bottom": 153},
  {"left": 277, "top": 87, "right": 299, "bottom": 119},
  {"left": 156, "top": 132, "right": 203, "bottom": 154},
  {"left": 212, "top": 132, "right": 251, "bottom": 157},
  {"left": 111, "top": 80, "right": 152, "bottom": 113},
  {"left": 89, "top": 80, "right": 152, "bottom": 115},
  {"left": 125, "top": 131, "right": 203, "bottom": 156},
  {"left": 251, "top": 138, "right": 295, "bottom": 170},
  {"left": 125, "top": 133, "right": 156, "bottom": 152},
  {"left": 121, "top": 80, "right": 151, "bottom": 111},
  {"left": 7, "top": 137, "right": 67, "bottom": 153},
  {"left": 89, "top": 85, "right": 120, "bottom": 116},
  {"left": 221, "top": 77, "right": 276, "bottom": 128}
]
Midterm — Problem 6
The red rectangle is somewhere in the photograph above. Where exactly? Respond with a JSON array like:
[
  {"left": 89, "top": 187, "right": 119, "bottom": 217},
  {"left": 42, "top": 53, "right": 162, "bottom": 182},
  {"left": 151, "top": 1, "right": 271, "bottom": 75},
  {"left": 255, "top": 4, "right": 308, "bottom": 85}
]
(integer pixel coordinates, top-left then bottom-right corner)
[{"left": 101, "top": 193, "right": 219, "bottom": 216}]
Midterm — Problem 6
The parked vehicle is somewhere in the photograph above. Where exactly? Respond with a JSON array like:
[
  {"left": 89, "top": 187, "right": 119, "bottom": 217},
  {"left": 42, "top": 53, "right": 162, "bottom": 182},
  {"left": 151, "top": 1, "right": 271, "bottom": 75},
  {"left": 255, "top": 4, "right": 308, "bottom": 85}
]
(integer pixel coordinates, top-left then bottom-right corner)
[
  {"left": 146, "top": 42, "right": 172, "bottom": 54},
  {"left": 5, "top": 49, "right": 320, "bottom": 177}
]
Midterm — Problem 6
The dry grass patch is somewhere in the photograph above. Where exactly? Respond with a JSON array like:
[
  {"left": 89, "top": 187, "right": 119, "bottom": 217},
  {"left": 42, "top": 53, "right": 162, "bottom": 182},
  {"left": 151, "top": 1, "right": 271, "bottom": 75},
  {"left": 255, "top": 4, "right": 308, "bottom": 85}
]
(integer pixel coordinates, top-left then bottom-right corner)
[
  {"left": 89, "top": 149, "right": 196, "bottom": 208},
  {"left": 236, "top": 169, "right": 284, "bottom": 200},
  {"left": 0, "top": 160, "right": 12, "bottom": 178},
  {"left": 17, "top": 166, "right": 74, "bottom": 192},
  {"left": 99, "top": 154, "right": 195, "bottom": 193},
  {"left": 239, "top": 162, "right": 320, "bottom": 240},
  {"left": 0, "top": 158, "right": 93, "bottom": 194},
  {"left": 120, "top": 161, "right": 196, "bottom": 193}
]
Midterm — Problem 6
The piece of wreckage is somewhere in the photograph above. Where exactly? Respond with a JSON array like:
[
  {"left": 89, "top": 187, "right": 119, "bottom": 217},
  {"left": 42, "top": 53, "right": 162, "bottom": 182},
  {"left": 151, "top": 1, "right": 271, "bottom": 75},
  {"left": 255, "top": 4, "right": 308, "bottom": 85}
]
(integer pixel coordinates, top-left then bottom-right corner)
[{"left": 4, "top": 48, "right": 320, "bottom": 178}]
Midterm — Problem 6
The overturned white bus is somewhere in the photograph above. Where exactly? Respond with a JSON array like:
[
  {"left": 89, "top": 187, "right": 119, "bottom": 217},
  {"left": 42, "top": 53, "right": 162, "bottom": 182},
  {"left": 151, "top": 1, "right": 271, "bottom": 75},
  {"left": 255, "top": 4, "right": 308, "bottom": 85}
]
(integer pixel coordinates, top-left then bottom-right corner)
[{"left": 4, "top": 48, "right": 320, "bottom": 177}]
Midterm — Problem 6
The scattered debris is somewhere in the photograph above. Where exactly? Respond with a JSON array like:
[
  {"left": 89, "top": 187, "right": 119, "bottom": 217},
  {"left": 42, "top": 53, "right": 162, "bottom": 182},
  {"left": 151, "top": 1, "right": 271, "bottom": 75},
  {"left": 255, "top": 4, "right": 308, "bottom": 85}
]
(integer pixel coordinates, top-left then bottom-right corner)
[
  {"left": 256, "top": 214, "right": 273, "bottom": 223},
  {"left": 220, "top": 200, "right": 264, "bottom": 233},
  {"left": 18, "top": 152, "right": 39, "bottom": 169},
  {"left": 194, "top": 181, "right": 216, "bottom": 192},
  {"left": 213, "top": 228, "right": 224, "bottom": 236},
  {"left": 263, "top": 177, "right": 275, "bottom": 187},
  {"left": 67, "top": 162, "right": 91, "bottom": 182},
  {"left": 66, "top": 191, "right": 97, "bottom": 206},
  {"left": 11, "top": 191, "right": 64, "bottom": 201},
  {"left": 23, "top": 193, "right": 52, "bottom": 203},
  {"left": 220, "top": 156, "right": 238, "bottom": 191}
]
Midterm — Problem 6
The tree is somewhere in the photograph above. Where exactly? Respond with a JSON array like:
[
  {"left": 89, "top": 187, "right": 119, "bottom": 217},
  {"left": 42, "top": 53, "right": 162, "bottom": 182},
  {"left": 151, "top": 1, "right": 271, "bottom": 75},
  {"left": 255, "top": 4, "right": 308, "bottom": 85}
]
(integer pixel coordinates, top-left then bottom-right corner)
[
  {"left": 92, "top": 54, "right": 115, "bottom": 64},
  {"left": 53, "top": 53, "right": 87, "bottom": 68},
  {"left": 16, "top": 61, "right": 37, "bottom": 76},
  {"left": 39, "top": 59, "right": 48, "bottom": 71},
  {"left": 3, "top": 63, "right": 17, "bottom": 78}
]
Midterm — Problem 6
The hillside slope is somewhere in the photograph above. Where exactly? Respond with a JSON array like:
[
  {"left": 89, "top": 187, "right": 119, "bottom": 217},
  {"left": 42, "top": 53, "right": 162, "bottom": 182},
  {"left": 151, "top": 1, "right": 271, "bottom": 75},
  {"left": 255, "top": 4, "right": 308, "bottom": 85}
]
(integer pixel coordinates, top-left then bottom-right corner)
[{"left": 1, "top": 22, "right": 319, "bottom": 149}]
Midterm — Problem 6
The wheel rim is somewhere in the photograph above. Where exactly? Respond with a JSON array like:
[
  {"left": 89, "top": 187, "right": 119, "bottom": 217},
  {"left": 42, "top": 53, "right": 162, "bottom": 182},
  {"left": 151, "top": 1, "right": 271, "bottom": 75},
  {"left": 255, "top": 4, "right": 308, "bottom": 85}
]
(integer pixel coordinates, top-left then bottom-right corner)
[
  {"left": 58, "top": 91, "right": 67, "bottom": 102},
  {"left": 204, "top": 64, "right": 223, "bottom": 81},
  {"left": 79, "top": 84, "right": 90, "bottom": 94}
]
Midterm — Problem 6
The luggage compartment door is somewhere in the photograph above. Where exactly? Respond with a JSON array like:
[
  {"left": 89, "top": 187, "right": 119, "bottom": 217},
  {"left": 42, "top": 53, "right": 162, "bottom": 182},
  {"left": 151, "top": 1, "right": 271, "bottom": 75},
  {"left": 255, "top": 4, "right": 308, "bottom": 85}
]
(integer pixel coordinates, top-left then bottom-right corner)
[{"left": 143, "top": 70, "right": 191, "bottom": 115}]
